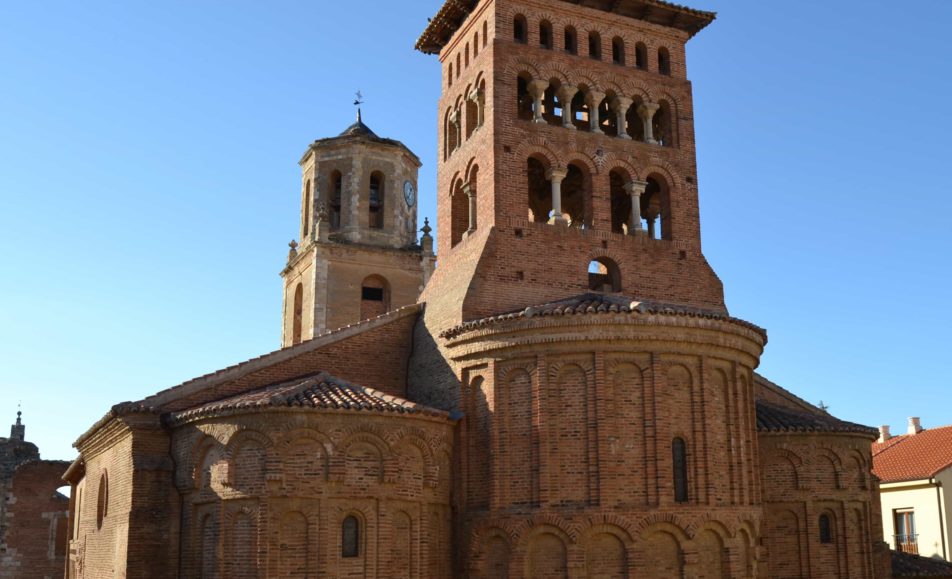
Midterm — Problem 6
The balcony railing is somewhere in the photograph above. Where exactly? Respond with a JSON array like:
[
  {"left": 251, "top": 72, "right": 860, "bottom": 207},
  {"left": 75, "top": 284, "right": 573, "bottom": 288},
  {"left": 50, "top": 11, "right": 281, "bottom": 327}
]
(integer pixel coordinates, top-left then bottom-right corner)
[{"left": 895, "top": 534, "right": 919, "bottom": 555}]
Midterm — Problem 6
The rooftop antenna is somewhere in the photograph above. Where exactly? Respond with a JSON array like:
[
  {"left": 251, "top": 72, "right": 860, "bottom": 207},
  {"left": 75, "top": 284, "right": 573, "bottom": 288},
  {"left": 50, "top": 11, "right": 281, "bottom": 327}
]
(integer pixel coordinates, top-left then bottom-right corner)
[{"left": 354, "top": 91, "right": 365, "bottom": 122}]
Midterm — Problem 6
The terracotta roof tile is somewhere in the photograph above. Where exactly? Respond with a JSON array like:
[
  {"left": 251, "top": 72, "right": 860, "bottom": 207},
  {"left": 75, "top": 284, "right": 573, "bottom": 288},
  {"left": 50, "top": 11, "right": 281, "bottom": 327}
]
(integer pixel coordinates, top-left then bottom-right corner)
[
  {"left": 892, "top": 550, "right": 952, "bottom": 577},
  {"left": 872, "top": 425, "right": 952, "bottom": 483},
  {"left": 416, "top": 0, "right": 716, "bottom": 54},
  {"left": 440, "top": 293, "right": 763, "bottom": 339},
  {"left": 167, "top": 372, "right": 450, "bottom": 426},
  {"left": 756, "top": 400, "right": 878, "bottom": 437}
]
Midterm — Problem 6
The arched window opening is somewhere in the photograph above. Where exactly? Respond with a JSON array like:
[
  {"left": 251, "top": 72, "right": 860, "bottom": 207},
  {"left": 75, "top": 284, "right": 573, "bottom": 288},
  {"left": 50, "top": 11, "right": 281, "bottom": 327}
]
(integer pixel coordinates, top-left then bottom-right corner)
[
  {"left": 626, "top": 97, "right": 645, "bottom": 141},
  {"left": 302, "top": 180, "right": 312, "bottom": 238},
  {"left": 96, "top": 471, "right": 108, "bottom": 530},
  {"left": 517, "top": 74, "right": 534, "bottom": 121},
  {"left": 341, "top": 516, "right": 360, "bottom": 558},
  {"left": 588, "top": 32, "right": 601, "bottom": 60},
  {"left": 369, "top": 172, "right": 384, "bottom": 229},
  {"left": 483, "top": 21, "right": 488, "bottom": 47},
  {"left": 465, "top": 92, "right": 479, "bottom": 140},
  {"left": 468, "top": 166, "right": 479, "bottom": 235},
  {"left": 599, "top": 96, "right": 616, "bottom": 136},
  {"left": 539, "top": 21, "right": 553, "bottom": 49},
  {"left": 291, "top": 283, "right": 303, "bottom": 345},
  {"left": 571, "top": 88, "right": 590, "bottom": 131},
  {"left": 653, "top": 100, "right": 674, "bottom": 147},
  {"left": 527, "top": 157, "right": 552, "bottom": 223},
  {"left": 331, "top": 171, "right": 343, "bottom": 228},
  {"left": 542, "top": 79, "right": 562, "bottom": 126},
  {"left": 474, "top": 32, "right": 479, "bottom": 57},
  {"left": 564, "top": 27, "right": 578, "bottom": 54},
  {"left": 513, "top": 15, "right": 528, "bottom": 43},
  {"left": 588, "top": 258, "right": 620, "bottom": 292},
  {"left": 642, "top": 176, "right": 671, "bottom": 240},
  {"left": 610, "top": 170, "right": 631, "bottom": 234},
  {"left": 562, "top": 163, "right": 589, "bottom": 227},
  {"left": 464, "top": 44, "right": 470, "bottom": 68},
  {"left": 448, "top": 62, "right": 453, "bottom": 87},
  {"left": 456, "top": 53, "right": 461, "bottom": 78},
  {"left": 819, "top": 514, "right": 834, "bottom": 544},
  {"left": 673, "top": 438, "right": 688, "bottom": 503},
  {"left": 659, "top": 47, "right": 672, "bottom": 75},
  {"left": 635, "top": 42, "right": 648, "bottom": 69},
  {"left": 450, "top": 179, "right": 468, "bottom": 247},
  {"left": 360, "top": 275, "right": 390, "bottom": 320},
  {"left": 612, "top": 37, "right": 625, "bottom": 65}
]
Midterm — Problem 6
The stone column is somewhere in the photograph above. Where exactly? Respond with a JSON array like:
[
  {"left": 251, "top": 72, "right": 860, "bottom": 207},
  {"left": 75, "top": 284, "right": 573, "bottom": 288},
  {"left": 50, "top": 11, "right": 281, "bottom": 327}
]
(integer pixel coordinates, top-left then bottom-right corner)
[
  {"left": 558, "top": 85, "right": 579, "bottom": 130},
  {"left": 528, "top": 79, "right": 549, "bottom": 124},
  {"left": 611, "top": 97, "right": 633, "bottom": 139},
  {"left": 469, "top": 88, "right": 484, "bottom": 129},
  {"left": 624, "top": 180, "right": 648, "bottom": 235},
  {"left": 587, "top": 90, "right": 606, "bottom": 134},
  {"left": 462, "top": 182, "right": 477, "bottom": 235},
  {"left": 638, "top": 102, "right": 660, "bottom": 144},
  {"left": 546, "top": 168, "right": 568, "bottom": 224}
]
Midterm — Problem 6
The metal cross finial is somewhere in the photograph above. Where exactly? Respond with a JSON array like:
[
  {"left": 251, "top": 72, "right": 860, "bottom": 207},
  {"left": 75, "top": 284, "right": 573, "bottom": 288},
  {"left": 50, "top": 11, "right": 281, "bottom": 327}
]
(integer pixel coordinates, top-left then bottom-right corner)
[{"left": 354, "top": 91, "right": 365, "bottom": 121}]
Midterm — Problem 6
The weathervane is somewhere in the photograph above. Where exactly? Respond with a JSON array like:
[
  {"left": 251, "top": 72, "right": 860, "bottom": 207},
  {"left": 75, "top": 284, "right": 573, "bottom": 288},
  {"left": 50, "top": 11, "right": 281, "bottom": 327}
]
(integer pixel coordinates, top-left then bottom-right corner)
[{"left": 354, "top": 91, "right": 365, "bottom": 121}]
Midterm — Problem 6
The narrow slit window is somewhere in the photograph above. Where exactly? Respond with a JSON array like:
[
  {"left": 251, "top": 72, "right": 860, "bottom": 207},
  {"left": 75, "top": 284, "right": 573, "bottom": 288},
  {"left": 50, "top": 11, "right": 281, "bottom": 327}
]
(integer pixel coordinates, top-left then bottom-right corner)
[
  {"left": 342, "top": 516, "right": 360, "bottom": 558},
  {"left": 673, "top": 438, "right": 688, "bottom": 503}
]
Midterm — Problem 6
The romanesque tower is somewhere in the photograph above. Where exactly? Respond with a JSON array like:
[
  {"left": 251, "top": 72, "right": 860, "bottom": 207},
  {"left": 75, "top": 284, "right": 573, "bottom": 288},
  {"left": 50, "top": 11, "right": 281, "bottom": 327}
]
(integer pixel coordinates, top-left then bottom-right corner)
[
  {"left": 280, "top": 111, "right": 434, "bottom": 347},
  {"left": 414, "top": 1, "right": 772, "bottom": 576}
]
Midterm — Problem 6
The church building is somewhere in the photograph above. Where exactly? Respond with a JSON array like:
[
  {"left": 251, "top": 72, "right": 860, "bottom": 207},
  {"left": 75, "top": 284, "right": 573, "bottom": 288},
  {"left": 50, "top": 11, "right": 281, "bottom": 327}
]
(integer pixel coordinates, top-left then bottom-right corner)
[{"left": 63, "top": 0, "right": 894, "bottom": 577}]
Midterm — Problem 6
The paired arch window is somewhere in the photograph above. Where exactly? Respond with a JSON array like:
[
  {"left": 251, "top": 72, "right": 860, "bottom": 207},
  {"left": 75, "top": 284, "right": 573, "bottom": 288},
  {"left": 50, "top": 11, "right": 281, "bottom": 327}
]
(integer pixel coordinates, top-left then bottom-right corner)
[
  {"left": 513, "top": 15, "right": 528, "bottom": 43},
  {"left": 342, "top": 515, "right": 360, "bottom": 558},
  {"left": 819, "top": 514, "right": 834, "bottom": 544},
  {"left": 673, "top": 438, "right": 688, "bottom": 503},
  {"left": 369, "top": 172, "right": 384, "bottom": 229}
]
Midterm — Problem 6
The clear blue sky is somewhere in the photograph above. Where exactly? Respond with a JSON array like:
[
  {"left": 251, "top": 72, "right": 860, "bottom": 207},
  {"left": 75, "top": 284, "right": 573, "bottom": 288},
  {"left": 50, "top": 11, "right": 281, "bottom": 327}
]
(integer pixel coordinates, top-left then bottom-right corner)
[{"left": 1, "top": 0, "right": 950, "bottom": 461}]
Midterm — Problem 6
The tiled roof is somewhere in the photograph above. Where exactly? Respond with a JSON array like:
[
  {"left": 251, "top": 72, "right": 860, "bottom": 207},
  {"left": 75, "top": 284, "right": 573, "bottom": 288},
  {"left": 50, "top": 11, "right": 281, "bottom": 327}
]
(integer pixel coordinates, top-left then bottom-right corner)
[
  {"left": 872, "top": 424, "right": 952, "bottom": 483},
  {"left": 756, "top": 400, "right": 878, "bottom": 437},
  {"left": 440, "top": 293, "right": 763, "bottom": 339},
  {"left": 168, "top": 372, "right": 450, "bottom": 425},
  {"left": 305, "top": 115, "right": 421, "bottom": 165},
  {"left": 892, "top": 550, "right": 952, "bottom": 577},
  {"left": 416, "top": 0, "right": 716, "bottom": 54}
]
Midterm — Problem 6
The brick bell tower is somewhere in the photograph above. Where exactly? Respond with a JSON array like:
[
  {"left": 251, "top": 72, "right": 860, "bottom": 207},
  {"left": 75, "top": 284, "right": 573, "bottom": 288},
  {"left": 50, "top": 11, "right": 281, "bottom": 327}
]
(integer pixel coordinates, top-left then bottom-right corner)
[
  {"left": 416, "top": 0, "right": 726, "bottom": 329},
  {"left": 414, "top": 2, "right": 771, "bottom": 577},
  {"left": 280, "top": 109, "right": 434, "bottom": 347}
]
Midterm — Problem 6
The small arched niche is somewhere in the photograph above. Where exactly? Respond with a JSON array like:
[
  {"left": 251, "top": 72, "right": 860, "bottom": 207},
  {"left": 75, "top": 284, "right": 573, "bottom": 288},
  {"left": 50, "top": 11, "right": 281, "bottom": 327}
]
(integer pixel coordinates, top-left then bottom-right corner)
[{"left": 587, "top": 257, "right": 621, "bottom": 292}]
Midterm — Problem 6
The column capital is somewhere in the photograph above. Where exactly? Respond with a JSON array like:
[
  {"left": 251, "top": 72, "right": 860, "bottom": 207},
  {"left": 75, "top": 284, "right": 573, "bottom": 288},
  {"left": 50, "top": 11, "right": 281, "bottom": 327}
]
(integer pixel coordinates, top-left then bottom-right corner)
[
  {"left": 449, "top": 109, "right": 460, "bottom": 124},
  {"left": 462, "top": 182, "right": 475, "bottom": 197},
  {"left": 557, "top": 84, "right": 578, "bottom": 101},
  {"left": 546, "top": 168, "right": 568, "bottom": 182},
  {"left": 610, "top": 96, "right": 633, "bottom": 112},
  {"left": 527, "top": 79, "right": 549, "bottom": 98},
  {"left": 637, "top": 102, "right": 660, "bottom": 117},
  {"left": 468, "top": 88, "right": 483, "bottom": 102},
  {"left": 624, "top": 180, "right": 649, "bottom": 196},
  {"left": 585, "top": 90, "right": 606, "bottom": 107}
]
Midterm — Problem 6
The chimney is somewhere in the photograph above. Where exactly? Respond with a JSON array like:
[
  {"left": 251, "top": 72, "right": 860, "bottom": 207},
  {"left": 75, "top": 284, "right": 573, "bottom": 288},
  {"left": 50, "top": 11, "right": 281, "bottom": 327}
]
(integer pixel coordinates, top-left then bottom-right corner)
[
  {"left": 907, "top": 417, "right": 923, "bottom": 435},
  {"left": 878, "top": 425, "right": 891, "bottom": 443}
]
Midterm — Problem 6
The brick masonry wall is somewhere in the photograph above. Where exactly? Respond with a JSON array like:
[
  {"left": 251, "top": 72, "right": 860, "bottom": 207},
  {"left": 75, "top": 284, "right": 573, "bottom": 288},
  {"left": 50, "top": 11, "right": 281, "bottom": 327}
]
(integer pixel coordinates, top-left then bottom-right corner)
[
  {"left": 169, "top": 409, "right": 454, "bottom": 578},
  {"left": 1, "top": 460, "right": 69, "bottom": 579}
]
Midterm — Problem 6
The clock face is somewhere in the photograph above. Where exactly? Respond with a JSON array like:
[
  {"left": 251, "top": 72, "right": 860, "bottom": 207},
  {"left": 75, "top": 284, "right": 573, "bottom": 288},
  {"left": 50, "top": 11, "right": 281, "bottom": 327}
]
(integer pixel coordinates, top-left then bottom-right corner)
[{"left": 403, "top": 180, "right": 416, "bottom": 207}]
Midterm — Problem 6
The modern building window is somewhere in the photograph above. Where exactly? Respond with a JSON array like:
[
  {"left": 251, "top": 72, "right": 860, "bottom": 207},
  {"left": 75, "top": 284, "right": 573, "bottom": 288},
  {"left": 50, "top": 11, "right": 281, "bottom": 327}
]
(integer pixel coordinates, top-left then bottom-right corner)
[
  {"left": 673, "top": 438, "right": 688, "bottom": 503},
  {"left": 894, "top": 509, "right": 918, "bottom": 554},
  {"left": 819, "top": 514, "right": 834, "bottom": 544},
  {"left": 342, "top": 515, "right": 360, "bottom": 558}
]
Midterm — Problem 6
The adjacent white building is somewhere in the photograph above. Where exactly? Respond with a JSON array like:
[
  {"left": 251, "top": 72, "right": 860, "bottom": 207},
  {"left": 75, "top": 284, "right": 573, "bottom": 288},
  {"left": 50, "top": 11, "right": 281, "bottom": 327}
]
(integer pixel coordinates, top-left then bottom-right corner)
[{"left": 873, "top": 418, "right": 952, "bottom": 561}]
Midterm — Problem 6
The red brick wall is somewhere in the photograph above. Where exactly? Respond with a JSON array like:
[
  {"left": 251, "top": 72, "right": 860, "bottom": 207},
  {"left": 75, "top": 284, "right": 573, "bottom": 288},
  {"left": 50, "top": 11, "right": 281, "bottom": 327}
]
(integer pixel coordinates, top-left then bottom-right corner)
[{"left": 1, "top": 460, "right": 69, "bottom": 579}]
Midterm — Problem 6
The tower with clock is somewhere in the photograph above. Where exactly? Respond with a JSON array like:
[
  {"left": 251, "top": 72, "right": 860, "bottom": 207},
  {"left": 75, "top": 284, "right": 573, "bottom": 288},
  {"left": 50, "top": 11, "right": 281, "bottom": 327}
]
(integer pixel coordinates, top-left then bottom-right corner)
[{"left": 279, "top": 109, "right": 434, "bottom": 347}]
